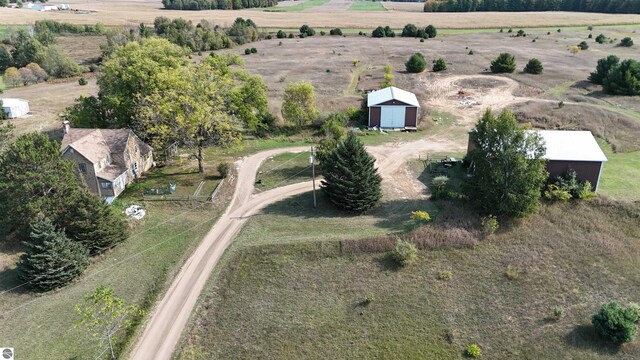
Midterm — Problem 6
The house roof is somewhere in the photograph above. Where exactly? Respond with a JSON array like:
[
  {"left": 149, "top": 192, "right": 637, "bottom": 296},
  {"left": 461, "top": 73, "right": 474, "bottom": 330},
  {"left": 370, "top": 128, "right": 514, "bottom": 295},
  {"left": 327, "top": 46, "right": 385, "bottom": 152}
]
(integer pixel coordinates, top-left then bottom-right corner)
[
  {"left": 536, "top": 130, "right": 607, "bottom": 162},
  {"left": 62, "top": 128, "right": 151, "bottom": 163},
  {"left": 367, "top": 87, "right": 420, "bottom": 107}
]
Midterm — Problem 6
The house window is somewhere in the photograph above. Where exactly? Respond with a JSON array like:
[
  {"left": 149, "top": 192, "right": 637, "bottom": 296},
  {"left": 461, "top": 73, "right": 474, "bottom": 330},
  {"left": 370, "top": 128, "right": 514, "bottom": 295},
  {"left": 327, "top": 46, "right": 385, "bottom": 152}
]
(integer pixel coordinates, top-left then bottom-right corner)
[
  {"left": 100, "top": 181, "right": 112, "bottom": 189},
  {"left": 133, "top": 162, "right": 138, "bottom": 173},
  {"left": 78, "top": 163, "right": 87, "bottom": 174}
]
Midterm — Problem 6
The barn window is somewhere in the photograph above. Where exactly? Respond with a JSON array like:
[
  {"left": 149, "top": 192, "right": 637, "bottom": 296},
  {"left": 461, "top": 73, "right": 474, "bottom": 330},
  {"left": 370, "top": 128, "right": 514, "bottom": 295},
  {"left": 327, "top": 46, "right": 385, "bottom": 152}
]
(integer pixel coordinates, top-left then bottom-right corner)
[
  {"left": 78, "top": 163, "right": 87, "bottom": 174},
  {"left": 100, "top": 181, "right": 112, "bottom": 189}
]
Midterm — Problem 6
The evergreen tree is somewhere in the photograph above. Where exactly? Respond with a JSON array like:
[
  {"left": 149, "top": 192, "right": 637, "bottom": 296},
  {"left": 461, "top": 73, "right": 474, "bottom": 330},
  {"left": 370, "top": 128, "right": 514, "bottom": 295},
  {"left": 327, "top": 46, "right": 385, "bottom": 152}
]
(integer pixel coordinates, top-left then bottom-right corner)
[
  {"left": 320, "top": 133, "right": 382, "bottom": 213},
  {"left": 465, "top": 109, "right": 547, "bottom": 217},
  {"left": 433, "top": 58, "right": 447, "bottom": 72},
  {"left": 523, "top": 58, "right": 543, "bottom": 74},
  {"left": 425, "top": 25, "right": 437, "bottom": 38},
  {"left": 589, "top": 55, "right": 619, "bottom": 85},
  {"left": 18, "top": 216, "right": 89, "bottom": 292},
  {"left": 602, "top": 59, "right": 640, "bottom": 96},
  {"left": 372, "top": 26, "right": 386, "bottom": 38},
  {"left": 59, "top": 191, "right": 128, "bottom": 255},
  {"left": 405, "top": 53, "right": 427, "bottom": 73},
  {"left": 0, "top": 47, "right": 12, "bottom": 72},
  {"left": 490, "top": 53, "right": 517, "bottom": 73},
  {"left": 402, "top": 24, "right": 418, "bottom": 37}
]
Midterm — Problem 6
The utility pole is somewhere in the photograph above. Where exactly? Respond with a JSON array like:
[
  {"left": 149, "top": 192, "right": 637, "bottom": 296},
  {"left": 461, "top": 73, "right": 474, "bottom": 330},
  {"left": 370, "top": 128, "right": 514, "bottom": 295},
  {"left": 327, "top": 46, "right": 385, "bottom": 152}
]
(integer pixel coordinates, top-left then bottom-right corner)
[{"left": 309, "top": 146, "right": 317, "bottom": 208}]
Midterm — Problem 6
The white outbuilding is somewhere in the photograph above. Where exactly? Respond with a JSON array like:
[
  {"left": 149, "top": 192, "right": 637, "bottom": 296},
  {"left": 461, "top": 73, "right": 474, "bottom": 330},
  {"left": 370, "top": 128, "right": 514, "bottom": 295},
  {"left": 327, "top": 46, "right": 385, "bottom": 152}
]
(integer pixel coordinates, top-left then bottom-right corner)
[
  {"left": 367, "top": 87, "right": 420, "bottom": 130},
  {"left": 1, "top": 98, "right": 30, "bottom": 118}
]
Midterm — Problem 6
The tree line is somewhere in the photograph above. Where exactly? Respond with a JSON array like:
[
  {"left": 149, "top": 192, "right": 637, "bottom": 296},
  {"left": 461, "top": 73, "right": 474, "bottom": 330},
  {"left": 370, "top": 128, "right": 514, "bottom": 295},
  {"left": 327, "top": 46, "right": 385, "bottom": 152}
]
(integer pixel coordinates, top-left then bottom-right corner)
[
  {"left": 162, "top": 0, "right": 277, "bottom": 10},
  {"left": 424, "top": 0, "right": 640, "bottom": 13}
]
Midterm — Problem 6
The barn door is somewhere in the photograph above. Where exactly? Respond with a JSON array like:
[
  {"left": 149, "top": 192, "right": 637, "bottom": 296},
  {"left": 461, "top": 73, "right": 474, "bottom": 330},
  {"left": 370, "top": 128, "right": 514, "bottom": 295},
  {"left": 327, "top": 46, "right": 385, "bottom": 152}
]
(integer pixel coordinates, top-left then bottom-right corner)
[
  {"left": 392, "top": 107, "right": 406, "bottom": 128},
  {"left": 380, "top": 106, "right": 406, "bottom": 128}
]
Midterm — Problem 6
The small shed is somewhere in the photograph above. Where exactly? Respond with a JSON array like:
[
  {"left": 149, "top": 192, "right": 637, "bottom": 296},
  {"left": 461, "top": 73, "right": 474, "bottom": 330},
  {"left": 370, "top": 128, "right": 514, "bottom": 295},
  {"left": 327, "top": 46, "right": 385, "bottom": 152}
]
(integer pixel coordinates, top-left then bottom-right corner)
[
  {"left": 367, "top": 87, "right": 420, "bottom": 130},
  {"left": 537, "top": 130, "right": 607, "bottom": 191},
  {"left": 1, "top": 98, "right": 30, "bottom": 119}
]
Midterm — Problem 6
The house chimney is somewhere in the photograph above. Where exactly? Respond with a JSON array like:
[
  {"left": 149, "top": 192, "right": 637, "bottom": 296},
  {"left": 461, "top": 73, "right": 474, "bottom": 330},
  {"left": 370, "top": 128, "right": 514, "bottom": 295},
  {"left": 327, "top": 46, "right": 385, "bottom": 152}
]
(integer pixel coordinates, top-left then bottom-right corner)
[{"left": 63, "top": 121, "right": 70, "bottom": 134}]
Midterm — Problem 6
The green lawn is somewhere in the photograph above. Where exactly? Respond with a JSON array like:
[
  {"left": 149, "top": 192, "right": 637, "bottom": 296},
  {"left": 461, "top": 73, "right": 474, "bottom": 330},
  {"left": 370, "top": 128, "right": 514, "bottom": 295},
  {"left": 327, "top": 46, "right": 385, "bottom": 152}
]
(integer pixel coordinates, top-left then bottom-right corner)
[
  {"left": 597, "top": 139, "right": 640, "bottom": 201},
  {"left": 348, "top": 0, "right": 386, "bottom": 11},
  {"left": 126, "top": 164, "right": 221, "bottom": 199},
  {"left": 177, "top": 198, "right": 640, "bottom": 359},
  {"left": 258, "top": 0, "right": 330, "bottom": 12},
  {"left": 255, "top": 152, "right": 315, "bottom": 192},
  {"left": 0, "top": 200, "right": 219, "bottom": 359}
]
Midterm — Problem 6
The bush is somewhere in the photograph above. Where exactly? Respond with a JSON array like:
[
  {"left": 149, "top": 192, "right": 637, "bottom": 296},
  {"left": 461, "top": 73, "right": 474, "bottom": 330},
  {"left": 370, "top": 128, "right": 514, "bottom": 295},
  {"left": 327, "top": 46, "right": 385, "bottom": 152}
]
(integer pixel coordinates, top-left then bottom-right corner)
[
  {"left": 517, "top": 29, "right": 526, "bottom": 37},
  {"left": 391, "top": 239, "right": 417, "bottom": 267},
  {"left": 588, "top": 33, "right": 593, "bottom": 39},
  {"left": 465, "top": 344, "right": 481, "bottom": 358},
  {"left": 557, "top": 28, "right": 561, "bottom": 32},
  {"left": 505, "top": 265, "right": 519, "bottom": 280},
  {"left": 468, "top": 50, "right": 474, "bottom": 55},
  {"left": 362, "top": 293, "right": 375, "bottom": 305},
  {"left": 430, "top": 175, "right": 449, "bottom": 199},
  {"left": 595, "top": 34, "right": 607, "bottom": 44},
  {"left": 554, "top": 306, "right": 565, "bottom": 319},
  {"left": 578, "top": 41, "right": 589, "bottom": 50},
  {"left": 410, "top": 210, "right": 431, "bottom": 223},
  {"left": 523, "top": 58, "right": 543, "bottom": 74},
  {"left": 490, "top": 53, "right": 516, "bottom": 73},
  {"left": 543, "top": 184, "right": 571, "bottom": 201},
  {"left": 405, "top": 52, "right": 426, "bottom": 73},
  {"left": 78, "top": 77, "right": 88, "bottom": 86},
  {"left": 276, "top": 30, "right": 286, "bottom": 38},
  {"left": 620, "top": 37, "right": 634, "bottom": 47},
  {"left": 329, "top": 28, "right": 342, "bottom": 36},
  {"left": 558, "top": 100, "right": 564, "bottom": 108},
  {"left": 383, "top": 26, "right": 395, "bottom": 37},
  {"left": 40, "top": 45, "right": 81, "bottom": 78},
  {"left": 320, "top": 30, "right": 326, "bottom": 36},
  {"left": 244, "top": 48, "right": 251, "bottom": 55},
  {"left": 425, "top": 24, "right": 437, "bottom": 38},
  {"left": 288, "top": 33, "right": 294, "bottom": 39},
  {"left": 438, "top": 271, "right": 453, "bottom": 281},
  {"left": 299, "top": 24, "right": 315, "bottom": 36},
  {"left": 217, "top": 162, "right": 231, "bottom": 178},
  {"left": 250, "top": 47, "right": 257, "bottom": 53},
  {"left": 507, "top": 28, "right": 513, "bottom": 33},
  {"left": 433, "top": 58, "right": 446, "bottom": 72},
  {"left": 372, "top": 26, "right": 385, "bottom": 38},
  {"left": 592, "top": 301, "right": 640, "bottom": 344},
  {"left": 402, "top": 23, "right": 418, "bottom": 37},
  {"left": 480, "top": 215, "right": 498, "bottom": 236}
]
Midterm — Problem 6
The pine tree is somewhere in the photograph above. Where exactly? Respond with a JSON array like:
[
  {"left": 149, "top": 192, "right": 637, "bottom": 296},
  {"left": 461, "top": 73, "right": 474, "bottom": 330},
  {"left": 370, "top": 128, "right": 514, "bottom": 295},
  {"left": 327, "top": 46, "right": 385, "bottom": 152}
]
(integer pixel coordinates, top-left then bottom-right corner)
[
  {"left": 18, "top": 216, "right": 89, "bottom": 292},
  {"left": 320, "top": 133, "right": 382, "bottom": 213},
  {"left": 59, "top": 191, "right": 128, "bottom": 255},
  {"left": 523, "top": 58, "right": 543, "bottom": 74},
  {"left": 490, "top": 53, "right": 516, "bottom": 73}
]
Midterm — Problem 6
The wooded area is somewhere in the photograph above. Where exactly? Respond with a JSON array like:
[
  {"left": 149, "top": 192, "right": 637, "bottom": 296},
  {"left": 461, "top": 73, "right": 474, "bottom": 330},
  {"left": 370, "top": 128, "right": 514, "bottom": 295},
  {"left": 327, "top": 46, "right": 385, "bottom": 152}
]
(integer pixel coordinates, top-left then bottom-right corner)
[{"left": 424, "top": 0, "right": 640, "bottom": 14}]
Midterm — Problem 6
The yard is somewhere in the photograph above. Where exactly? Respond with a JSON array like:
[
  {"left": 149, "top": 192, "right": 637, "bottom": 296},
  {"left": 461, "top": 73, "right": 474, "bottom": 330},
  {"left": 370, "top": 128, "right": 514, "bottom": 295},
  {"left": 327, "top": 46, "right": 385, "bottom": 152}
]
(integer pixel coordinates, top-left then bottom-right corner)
[
  {"left": 177, "top": 197, "right": 640, "bottom": 359},
  {"left": 348, "top": 0, "right": 386, "bottom": 11}
]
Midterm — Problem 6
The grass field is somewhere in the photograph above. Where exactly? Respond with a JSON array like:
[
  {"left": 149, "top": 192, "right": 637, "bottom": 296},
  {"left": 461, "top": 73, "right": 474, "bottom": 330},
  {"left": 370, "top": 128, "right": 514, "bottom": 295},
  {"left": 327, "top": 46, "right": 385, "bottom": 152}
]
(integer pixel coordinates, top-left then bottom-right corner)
[
  {"left": 0, "top": 200, "right": 220, "bottom": 359},
  {"left": 597, "top": 139, "right": 640, "bottom": 201},
  {"left": 260, "top": 0, "right": 331, "bottom": 12},
  {"left": 177, "top": 197, "right": 640, "bottom": 359},
  {"left": 126, "top": 163, "right": 222, "bottom": 199},
  {"left": 254, "top": 151, "right": 314, "bottom": 192},
  {"left": 348, "top": 0, "right": 386, "bottom": 11}
]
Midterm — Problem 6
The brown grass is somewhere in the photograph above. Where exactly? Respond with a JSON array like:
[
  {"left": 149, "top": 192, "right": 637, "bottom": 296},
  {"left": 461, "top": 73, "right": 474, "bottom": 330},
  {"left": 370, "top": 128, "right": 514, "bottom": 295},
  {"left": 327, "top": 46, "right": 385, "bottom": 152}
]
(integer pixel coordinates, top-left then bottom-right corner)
[{"left": 1, "top": 2, "right": 639, "bottom": 29}]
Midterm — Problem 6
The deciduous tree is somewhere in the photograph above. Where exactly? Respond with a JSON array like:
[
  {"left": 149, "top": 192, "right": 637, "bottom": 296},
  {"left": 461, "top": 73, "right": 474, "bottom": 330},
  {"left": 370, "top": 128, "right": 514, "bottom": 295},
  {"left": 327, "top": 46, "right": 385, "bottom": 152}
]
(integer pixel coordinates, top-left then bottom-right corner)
[
  {"left": 465, "top": 109, "right": 547, "bottom": 217},
  {"left": 281, "top": 81, "right": 319, "bottom": 128}
]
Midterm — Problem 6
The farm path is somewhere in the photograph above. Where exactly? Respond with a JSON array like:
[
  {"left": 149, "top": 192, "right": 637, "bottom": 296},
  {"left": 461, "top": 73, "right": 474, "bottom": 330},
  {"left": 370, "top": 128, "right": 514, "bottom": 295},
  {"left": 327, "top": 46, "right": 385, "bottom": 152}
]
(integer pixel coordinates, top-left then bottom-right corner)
[
  {"left": 131, "top": 134, "right": 463, "bottom": 360},
  {"left": 303, "top": 0, "right": 351, "bottom": 12}
]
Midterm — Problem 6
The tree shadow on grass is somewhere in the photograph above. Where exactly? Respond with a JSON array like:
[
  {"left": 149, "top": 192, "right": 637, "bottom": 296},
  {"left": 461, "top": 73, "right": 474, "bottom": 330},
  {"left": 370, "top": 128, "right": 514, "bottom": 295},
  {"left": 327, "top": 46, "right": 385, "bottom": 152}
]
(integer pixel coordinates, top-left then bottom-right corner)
[
  {"left": 0, "top": 266, "right": 23, "bottom": 293},
  {"left": 564, "top": 324, "right": 622, "bottom": 356}
]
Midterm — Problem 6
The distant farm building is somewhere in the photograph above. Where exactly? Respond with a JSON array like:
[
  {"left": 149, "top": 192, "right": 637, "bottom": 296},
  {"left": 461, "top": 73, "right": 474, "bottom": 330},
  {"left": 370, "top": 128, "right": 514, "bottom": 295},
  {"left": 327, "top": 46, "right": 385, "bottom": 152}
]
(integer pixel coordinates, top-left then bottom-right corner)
[
  {"left": 467, "top": 130, "right": 607, "bottom": 191},
  {"left": 1, "top": 98, "right": 30, "bottom": 118},
  {"left": 367, "top": 87, "right": 420, "bottom": 130}
]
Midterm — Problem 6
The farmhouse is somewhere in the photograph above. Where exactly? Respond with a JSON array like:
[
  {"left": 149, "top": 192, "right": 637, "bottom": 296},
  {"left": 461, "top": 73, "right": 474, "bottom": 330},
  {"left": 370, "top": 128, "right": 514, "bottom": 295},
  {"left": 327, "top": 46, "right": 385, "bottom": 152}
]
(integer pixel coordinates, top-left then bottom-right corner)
[
  {"left": 60, "top": 122, "right": 154, "bottom": 203},
  {"left": 367, "top": 87, "right": 420, "bottom": 130},
  {"left": 467, "top": 129, "right": 607, "bottom": 191},
  {"left": 1, "top": 98, "right": 30, "bottom": 118}
]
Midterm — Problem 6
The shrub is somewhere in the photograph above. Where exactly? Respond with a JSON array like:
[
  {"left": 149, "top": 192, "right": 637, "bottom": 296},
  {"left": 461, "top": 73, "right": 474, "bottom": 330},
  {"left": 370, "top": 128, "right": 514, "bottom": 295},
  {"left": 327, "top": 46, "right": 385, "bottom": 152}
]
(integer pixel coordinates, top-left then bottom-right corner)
[
  {"left": 490, "top": 53, "right": 516, "bottom": 73},
  {"left": 320, "top": 30, "right": 326, "bottom": 36},
  {"left": 372, "top": 26, "right": 385, "bottom": 38},
  {"left": 595, "top": 34, "right": 607, "bottom": 44},
  {"left": 266, "top": 34, "right": 272, "bottom": 40},
  {"left": 499, "top": 28, "right": 504, "bottom": 33},
  {"left": 438, "top": 271, "right": 453, "bottom": 281},
  {"left": 517, "top": 29, "right": 526, "bottom": 37},
  {"left": 250, "top": 47, "right": 257, "bottom": 53},
  {"left": 217, "top": 162, "right": 231, "bottom": 178},
  {"left": 288, "top": 33, "right": 294, "bottom": 39},
  {"left": 480, "top": 215, "right": 498, "bottom": 236},
  {"left": 505, "top": 265, "right": 519, "bottom": 280},
  {"left": 353, "top": 58, "right": 359, "bottom": 66},
  {"left": 244, "top": 48, "right": 251, "bottom": 55},
  {"left": 554, "top": 306, "right": 565, "bottom": 319},
  {"left": 577, "top": 181, "right": 596, "bottom": 200},
  {"left": 391, "top": 239, "right": 418, "bottom": 267},
  {"left": 507, "top": 28, "right": 513, "bottom": 33},
  {"left": 420, "top": 38, "right": 424, "bottom": 43},
  {"left": 465, "top": 344, "right": 481, "bottom": 358},
  {"left": 402, "top": 23, "right": 418, "bottom": 37},
  {"left": 620, "top": 37, "right": 634, "bottom": 47},
  {"left": 299, "top": 24, "right": 315, "bottom": 36},
  {"left": 433, "top": 58, "right": 447, "bottom": 72},
  {"left": 411, "top": 210, "right": 431, "bottom": 223},
  {"left": 40, "top": 45, "right": 82, "bottom": 78},
  {"left": 329, "top": 28, "right": 342, "bottom": 36},
  {"left": 523, "top": 58, "right": 543, "bottom": 74},
  {"left": 557, "top": 28, "right": 561, "bottom": 32},
  {"left": 578, "top": 41, "right": 589, "bottom": 50},
  {"left": 588, "top": 25, "right": 594, "bottom": 31},
  {"left": 405, "top": 52, "right": 426, "bottom": 73},
  {"left": 358, "top": 31, "right": 364, "bottom": 36},
  {"left": 425, "top": 24, "right": 437, "bottom": 38},
  {"left": 362, "top": 293, "right": 375, "bottom": 305},
  {"left": 543, "top": 184, "right": 571, "bottom": 201},
  {"left": 558, "top": 100, "right": 564, "bottom": 108},
  {"left": 592, "top": 301, "right": 640, "bottom": 344},
  {"left": 588, "top": 33, "right": 593, "bottom": 39},
  {"left": 78, "top": 77, "right": 88, "bottom": 86},
  {"left": 468, "top": 50, "right": 474, "bottom": 55},
  {"left": 431, "top": 175, "right": 449, "bottom": 199},
  {"left": 276, "top": 30, "right": 286, "bottom": 38}
]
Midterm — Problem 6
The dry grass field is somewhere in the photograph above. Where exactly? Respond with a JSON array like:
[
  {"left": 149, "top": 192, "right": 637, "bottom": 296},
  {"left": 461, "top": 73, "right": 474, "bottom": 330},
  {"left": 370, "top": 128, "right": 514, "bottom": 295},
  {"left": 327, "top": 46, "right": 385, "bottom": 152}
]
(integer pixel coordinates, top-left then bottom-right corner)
[{"left": 1, "top": 0, "right": 639, "bottom": 29}]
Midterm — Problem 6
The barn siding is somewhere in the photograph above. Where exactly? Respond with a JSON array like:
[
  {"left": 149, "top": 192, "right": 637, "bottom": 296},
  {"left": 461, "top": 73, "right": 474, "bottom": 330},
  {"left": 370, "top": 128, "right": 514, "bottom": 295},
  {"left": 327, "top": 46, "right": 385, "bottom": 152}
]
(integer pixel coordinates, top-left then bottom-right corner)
[
  {"left": 378, "top": 100, "right": 413, "bottom": 106},
  {"left": 405, "top": 107, "right": 418, "bottom": 127},
  {"left": 369, "top": 107, "right": 381, "bottom": 127},
  {"left": 546, "top": 160, "right": 603, "bottom": 191}
]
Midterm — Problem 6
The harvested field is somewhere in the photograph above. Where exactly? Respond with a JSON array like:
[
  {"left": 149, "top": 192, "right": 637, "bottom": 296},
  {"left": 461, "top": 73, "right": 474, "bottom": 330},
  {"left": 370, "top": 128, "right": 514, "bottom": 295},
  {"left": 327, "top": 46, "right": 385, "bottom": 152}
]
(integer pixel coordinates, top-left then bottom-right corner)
[
  {"left": 56, "top": 35, "right": 106, "bottom": 64},
  {"left": 1, "top": 2, "right": 639, "bottom": 29}
]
